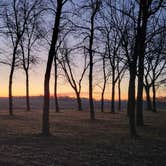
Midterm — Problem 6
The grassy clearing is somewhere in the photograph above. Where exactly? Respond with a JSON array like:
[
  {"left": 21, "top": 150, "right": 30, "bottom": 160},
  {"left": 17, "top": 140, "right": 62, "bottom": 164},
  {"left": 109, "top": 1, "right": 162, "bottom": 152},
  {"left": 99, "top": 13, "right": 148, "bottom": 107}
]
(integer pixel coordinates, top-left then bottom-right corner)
[{"left": 0, "top": 109, "right": 165, "bottom": 166}]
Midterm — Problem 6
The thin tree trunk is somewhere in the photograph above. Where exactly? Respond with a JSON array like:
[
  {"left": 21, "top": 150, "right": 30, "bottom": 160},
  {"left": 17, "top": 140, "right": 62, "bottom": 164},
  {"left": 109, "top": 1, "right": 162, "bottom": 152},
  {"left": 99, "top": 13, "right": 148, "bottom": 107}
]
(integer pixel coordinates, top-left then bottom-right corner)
[
  {"left": 76, "top": 92, "right": 82, "bottom": 111},
  {"left": 152, "top": 82, "right": 157, "bottom": 112},
  {"left": 145, "top": 86, "right": 152, "bottom": 111},
  {"left": 118, "top": 78, "right": 121, "bottom": 111},
  {"left": 101, "top": 84, "right": 106, "bottom": 112},
  {"left": 89, "top": 10, "right": 96, "bottom": 120},
  {"left": 25, "top": 70, "right": 30, "bottom": 111},
  {"left": 101, "top": 81, "right": 106, "bottom": 113},
  {"left": 101, "top": 92, "right": 104, "bottom": 112},
  {"left": 9, "top": 68, "right": 14, "bottom": 116},
  {"left": 136, "top": 55, "right": 144, "bottom": 126},
  {"left": 54, "top": 57, "right": 59, "bottom": 112},
  {"left": 101, "top": 55, "right": 106, "bottom": 112},
  {"left": 89, "top": 56, "right": 95, "bottom": 119},
  {"left": 111, "top": 82, "right": 115, "bottom": 113}
]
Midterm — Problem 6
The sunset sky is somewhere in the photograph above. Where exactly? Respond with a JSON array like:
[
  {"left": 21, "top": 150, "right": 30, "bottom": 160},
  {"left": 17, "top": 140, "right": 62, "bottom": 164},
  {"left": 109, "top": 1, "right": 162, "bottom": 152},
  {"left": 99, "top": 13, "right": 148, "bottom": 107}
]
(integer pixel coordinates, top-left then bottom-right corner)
[
  {"left": 0, "top": 59, "right": 165, "bottom": 100},
  {"left": 0, "top": 54, "right": 131, "bottom": 100},
  {"left": 0, "top": 0, "right": 165, "bottom": 101}
]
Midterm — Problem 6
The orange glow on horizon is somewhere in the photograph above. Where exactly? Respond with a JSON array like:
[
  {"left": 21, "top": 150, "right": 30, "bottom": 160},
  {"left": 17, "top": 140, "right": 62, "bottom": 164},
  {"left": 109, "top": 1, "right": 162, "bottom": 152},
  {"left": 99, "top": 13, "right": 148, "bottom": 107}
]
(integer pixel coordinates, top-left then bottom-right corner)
[{"left": 0, "top": 91, "right": 128, "bottom": 101}]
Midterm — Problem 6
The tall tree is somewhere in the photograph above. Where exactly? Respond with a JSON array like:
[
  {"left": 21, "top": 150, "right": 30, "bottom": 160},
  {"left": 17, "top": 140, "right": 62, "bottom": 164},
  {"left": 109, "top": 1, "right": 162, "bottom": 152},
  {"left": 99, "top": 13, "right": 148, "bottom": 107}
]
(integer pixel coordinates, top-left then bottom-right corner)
[
  {"left": 1, "top": 0, "right": 43, "bottom": 115},
  {"left": 42, "top": 0, "right": 68, "bottom": 136},
  {"left": 19, "top": 10, "right": 44, "bottom": 111},
  {"left": 88, "top": 0, "right": 101, "bottom": 119},
  {"left": 136, "top": 0, "right": 165, "bottom": 126}
]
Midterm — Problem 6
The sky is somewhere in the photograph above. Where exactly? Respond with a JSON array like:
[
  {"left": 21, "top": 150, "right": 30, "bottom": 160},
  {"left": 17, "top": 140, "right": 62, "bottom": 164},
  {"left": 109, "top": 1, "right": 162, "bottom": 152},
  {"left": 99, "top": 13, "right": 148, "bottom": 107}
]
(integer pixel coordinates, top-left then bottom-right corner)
[
  {"left": 0, "top": 56, "right": 130, "bottom": 100},
  {"left": 0, "top": 0, "right": 165, "bottom": 100},
  {"left": 0, "top": 60, "right": 165, "bottom": 100}
]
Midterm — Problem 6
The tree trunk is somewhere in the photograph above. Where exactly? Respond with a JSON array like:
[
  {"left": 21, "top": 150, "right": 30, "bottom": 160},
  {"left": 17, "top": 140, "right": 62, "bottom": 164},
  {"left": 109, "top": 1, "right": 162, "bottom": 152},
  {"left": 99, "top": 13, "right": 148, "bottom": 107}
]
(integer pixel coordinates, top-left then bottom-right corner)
[
  {"left": 54, "top": 57, "right": 59, "bottom": 112},
  {"left": 101, "top": 85, "right": 106, "bottom": 112},
  {"left": 136, "top": 0, "right": 149, "bottom": 126},
  {"left": 152, "top": 82, "right": 157, "bottom": 112},
  {"left": 76, "top": 92, "right": 82, "bottom": 111},
  {"left": 42, "top": 1, "right": 62, "bottom": 136},
  {"left": 25, "top": 70, "right": 30, "bottom": 111},
  {"left": 9, "top": 67, "right": 14, "bottom": 116},
  {"left": 118, "top": 78, "right": 121, "bottom": 112},
  {"left": 9, "top": 44, "right": 18, "bottom": 116},
  {"left": 136, "top": 55, "right": 144, "bottom": 126},
  {"left": 88, "top": 7, "right": 96, "bottom": 120},
  {"left": 111, "top": 81, "right": 115, "bottom": 113},
  {"left": 145, "top": 86, "right": 152, "bottom": 111},
  {"left": 128, "top": 68, "right": 137, "bottom": 137},
  {"left": 89, "top": 56, "right": 95, "bottom": 119},
  {"left": 101, "top": 56, "right": 106, "bottom": 113},
  {"left": 43, "top": 54, "right": 53, "bottom": 136},
  {"left": 101, "top": 92, "right": 104, "bottom": 112}
]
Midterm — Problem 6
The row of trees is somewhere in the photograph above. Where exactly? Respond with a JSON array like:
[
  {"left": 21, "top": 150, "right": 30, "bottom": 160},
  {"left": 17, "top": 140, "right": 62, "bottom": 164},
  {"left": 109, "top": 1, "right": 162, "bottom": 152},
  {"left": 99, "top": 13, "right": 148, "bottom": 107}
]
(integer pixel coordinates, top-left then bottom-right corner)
[{"left": 0, "top": 0, "right": 166, "bottom": 137}]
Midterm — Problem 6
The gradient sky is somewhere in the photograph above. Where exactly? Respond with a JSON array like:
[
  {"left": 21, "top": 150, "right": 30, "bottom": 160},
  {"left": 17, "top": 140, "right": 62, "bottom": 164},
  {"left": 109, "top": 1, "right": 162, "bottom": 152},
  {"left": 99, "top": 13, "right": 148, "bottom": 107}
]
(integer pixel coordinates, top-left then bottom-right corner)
[
  {"left": 0, "top": 57, "right": 130, "bottom": 100},
  {"left": 0, "top": 0, "right": 165, "bottom": 100},
  {"left": 0, "top": 59, "right": 165, "bottom": 100}
]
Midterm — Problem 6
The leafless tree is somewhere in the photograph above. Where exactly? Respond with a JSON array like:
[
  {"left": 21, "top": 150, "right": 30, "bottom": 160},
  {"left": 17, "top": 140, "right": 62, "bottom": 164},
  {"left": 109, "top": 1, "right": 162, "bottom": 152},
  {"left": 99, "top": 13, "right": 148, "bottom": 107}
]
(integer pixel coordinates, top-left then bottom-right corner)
[
  {"left": 1, "top": 0, "right": 43, "bottom": 115},
  {"left": 144, "top": 29, "right": 166, "bottom": 112},
  {"left": 19, "top": 13, "right": 45, "bottom": 111},
  {"left": 73, "top": 0, "right": 101, "bottom": 119},
  {"left": 58, "top": 43, "right": 88, "bottom": 111},
  {"left": 42, "top": 0, "right": 69, "bottom": 136}
]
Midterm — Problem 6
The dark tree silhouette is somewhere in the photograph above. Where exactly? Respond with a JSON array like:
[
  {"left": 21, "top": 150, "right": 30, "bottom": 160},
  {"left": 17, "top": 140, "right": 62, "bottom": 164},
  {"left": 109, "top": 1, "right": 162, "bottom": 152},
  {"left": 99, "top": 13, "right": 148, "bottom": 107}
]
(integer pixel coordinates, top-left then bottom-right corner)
[
  {"left": 58, "top": 44, "right": 89, "bottom": 111},
  {"left": 88, "top": 0, "right": 101, "bottom": 119},
  {"left": 19, "top": 12, "right": 44, "bottom": 111},
  {"left": 42, "top": 0, "right": 68, "bottom": 136},
  {"left": 1, "top": 0, "right": 43, "bottom": 115}
]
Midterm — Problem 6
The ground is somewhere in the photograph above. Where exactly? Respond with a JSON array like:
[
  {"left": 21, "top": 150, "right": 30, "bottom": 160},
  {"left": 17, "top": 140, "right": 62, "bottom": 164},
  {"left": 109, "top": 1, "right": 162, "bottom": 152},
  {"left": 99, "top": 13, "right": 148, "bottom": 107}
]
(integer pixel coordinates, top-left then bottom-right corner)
[{"left": 0, "top": 109, "right": 166, "bottom": 166}]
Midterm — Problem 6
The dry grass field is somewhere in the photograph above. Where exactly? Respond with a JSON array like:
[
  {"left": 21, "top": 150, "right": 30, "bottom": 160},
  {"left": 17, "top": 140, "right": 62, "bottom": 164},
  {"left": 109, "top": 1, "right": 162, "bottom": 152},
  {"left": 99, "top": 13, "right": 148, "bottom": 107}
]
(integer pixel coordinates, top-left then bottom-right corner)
[{"left": 0, "top": 109, "right": 166, "bottom": 166}]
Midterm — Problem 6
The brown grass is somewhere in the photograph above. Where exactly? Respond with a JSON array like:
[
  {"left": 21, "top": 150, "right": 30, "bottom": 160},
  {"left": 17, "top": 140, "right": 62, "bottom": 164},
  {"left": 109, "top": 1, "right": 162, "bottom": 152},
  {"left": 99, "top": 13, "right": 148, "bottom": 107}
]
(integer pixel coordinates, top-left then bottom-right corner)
[{"left": 0, "top": 109, "right": 166, "bottom": 166}]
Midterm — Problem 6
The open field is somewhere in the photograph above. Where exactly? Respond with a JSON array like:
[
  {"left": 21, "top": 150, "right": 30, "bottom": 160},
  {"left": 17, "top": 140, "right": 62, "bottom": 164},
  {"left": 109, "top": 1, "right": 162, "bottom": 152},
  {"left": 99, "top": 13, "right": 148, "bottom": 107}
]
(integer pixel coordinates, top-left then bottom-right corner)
[{"left": 0, "top": 109, "right": 166, "bottom": 166}]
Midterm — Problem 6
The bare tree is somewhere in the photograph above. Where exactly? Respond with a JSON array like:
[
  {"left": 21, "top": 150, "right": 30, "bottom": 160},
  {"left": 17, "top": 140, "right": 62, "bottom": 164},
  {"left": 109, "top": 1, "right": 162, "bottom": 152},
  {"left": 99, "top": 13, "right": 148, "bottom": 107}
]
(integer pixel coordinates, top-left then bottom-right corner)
[
  {"left": 101, "top": 1, "right": 128, "bottom": 113},
  {"left": 73, "top": 0, "right": 101, "bottom": 119},
  {"left": 100, "top": 52, "right": 109, "bottom": 112},
  {"left": 144, "top": 30, "right": 166, "bottom": 112},
  {"left": 87, "top": 0, "right": 101, "bottom": 119},
  {"left": 42, "top": 0, "right": 69, "bottom": 136},
  {"left": 58, "top": 44, "right": 88, "bottom": 111},
  {"left": 19, "top": 13, "right": 44, "bottom": 111},
  {"left": 136, "top": 0, "right": 165, "bottom": 126},
  {"left": 1, "top": 0, "right": 43, "bottom": 115}
]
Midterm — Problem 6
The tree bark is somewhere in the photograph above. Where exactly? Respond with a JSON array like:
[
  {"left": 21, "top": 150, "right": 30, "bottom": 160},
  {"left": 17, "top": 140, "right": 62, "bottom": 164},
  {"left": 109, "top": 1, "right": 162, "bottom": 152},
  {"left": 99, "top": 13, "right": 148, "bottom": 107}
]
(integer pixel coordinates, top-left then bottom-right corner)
[
  {"left": 152, "top": 82, "right": 157, "bottom": 112},
  {"left": 136, "top": 1, "right": 149, "bottom": 127},
  {"left": 118, "top": 78, "right": 121, "bottom": 112},
  {"left": 111, "top": 79, "right": 115, "bottom": 113},
  {"left": 42, "top": 1, "right": 62, "bottom": 136},
  {"left": 128, "top": 69, "right": 137, "bottom": 137},
  {"left": 136, "top": 55, "right": 144, "bottom": 126},
  {"left": 76, "top": 92, "right": 82, "bottom": 111},
  {"left": 88, "top": 7, "right": 96, "bottom": 120},
  {"left": 25, "top": 70, "right": 30, "bottom": 111},
  {"left": 9, "top": 67, "right": 14, "bottom": 116},
  {"left": 145, "top": 85, "right": 152, "bottom": 111},
  {"left": 54, "top": 57, "right": 59, "bottom": 112},
  {"left": 9, "top": 44, "right": 18, "bottom": 116},
  {"left": 101, "top": 84, "right": 106, "bottom": 112},
  {"left": 101, "top": 55, "right": 106, "bottom": 112}
]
